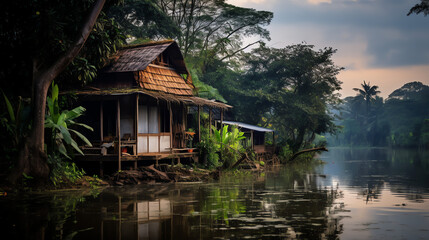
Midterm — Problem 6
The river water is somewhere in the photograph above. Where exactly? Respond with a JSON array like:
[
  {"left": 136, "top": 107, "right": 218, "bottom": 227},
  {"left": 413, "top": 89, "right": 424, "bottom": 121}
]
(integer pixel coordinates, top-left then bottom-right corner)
[{"left": 1, "top": 148, "right": 429, "bottom": 239}]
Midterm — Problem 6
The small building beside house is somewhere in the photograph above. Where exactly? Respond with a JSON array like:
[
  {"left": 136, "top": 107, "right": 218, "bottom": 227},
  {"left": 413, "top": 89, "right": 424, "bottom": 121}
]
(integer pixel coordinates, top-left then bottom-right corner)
[
  {"left": 220, "top": 121, "right": 275, "bottom": 156},
  {"left": 73, "top": 40, "right": 231, "bottom": 172}
]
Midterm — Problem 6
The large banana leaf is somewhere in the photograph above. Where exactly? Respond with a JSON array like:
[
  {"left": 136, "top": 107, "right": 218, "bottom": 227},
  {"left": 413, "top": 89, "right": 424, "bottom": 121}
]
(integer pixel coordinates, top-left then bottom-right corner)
[
  {"left": 2, "top": 91, "right": 15, "bottom": 123},
  {"left": 45, "top": 82, "right": 93, "bottom": 159},
  {"left": 68, "top": 120, "right": 93, "bottom": 131},
  {"left": 69, "top": 129, "right": 92, "bottom": 147},
  {"left": 65, "top": 106, "right": 86, "bottom": 121}
]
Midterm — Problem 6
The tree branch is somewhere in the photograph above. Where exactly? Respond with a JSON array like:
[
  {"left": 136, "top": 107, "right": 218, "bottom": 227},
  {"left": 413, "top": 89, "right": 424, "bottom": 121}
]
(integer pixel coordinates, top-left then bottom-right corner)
[
  {"left": 289, "top": 147, "right": 328, "bottom": 162},
  {"left": 220, "top": 41, "right": 261, "bottom": 62},
  {"left": 41, "top": 0, "right": 106, "bottom": 83}
]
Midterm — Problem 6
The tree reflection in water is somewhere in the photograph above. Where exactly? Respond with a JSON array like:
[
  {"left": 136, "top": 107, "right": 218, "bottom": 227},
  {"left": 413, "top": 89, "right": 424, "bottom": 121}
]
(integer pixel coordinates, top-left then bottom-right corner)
[{"left": 1, "top": 161, "right": 344, "bottom": 240}]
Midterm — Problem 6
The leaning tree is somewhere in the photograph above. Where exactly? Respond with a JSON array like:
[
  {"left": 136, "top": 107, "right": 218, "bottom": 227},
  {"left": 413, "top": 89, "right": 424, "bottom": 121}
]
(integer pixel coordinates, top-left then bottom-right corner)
[{"left": 1, "top": 0, "right": 115, "bottom": 184}]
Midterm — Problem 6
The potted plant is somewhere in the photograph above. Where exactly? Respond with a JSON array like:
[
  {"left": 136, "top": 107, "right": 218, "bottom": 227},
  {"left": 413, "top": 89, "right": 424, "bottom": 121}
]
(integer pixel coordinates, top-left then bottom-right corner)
[{"left": 186, "top": 128, "right": 195, "bottom": 152}]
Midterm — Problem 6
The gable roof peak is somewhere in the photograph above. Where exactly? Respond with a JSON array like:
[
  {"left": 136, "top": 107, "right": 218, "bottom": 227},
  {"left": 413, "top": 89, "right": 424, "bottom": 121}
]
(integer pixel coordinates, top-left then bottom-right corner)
[
  {"left": 103, "top": 40, "right": 185, "bottom": 73},
  {"left": 121, "top": 39, "right": 176, "bottom": 50}
]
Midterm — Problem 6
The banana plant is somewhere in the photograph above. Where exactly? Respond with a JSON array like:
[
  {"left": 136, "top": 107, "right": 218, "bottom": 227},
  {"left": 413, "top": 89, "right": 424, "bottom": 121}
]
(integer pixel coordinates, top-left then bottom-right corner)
[
  {"left": 1, "top": 91, "right": 31, "bottom": 147},
  {"left": 212, "top": 125, "right": 245, "bottom": 151},
  {"left": 45, "top": 82, "right": 93, "bottom": 159},
  {"left": 212, "top": 125, "right": 245, "bottom": 167}
]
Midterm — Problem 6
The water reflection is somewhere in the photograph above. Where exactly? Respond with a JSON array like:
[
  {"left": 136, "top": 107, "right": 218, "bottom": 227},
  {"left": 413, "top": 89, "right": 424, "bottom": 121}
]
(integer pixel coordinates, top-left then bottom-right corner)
[
  {"left": 1, "top": 148, "right": 429, "bottom": 239},
  {"left": 321, "top": 148, "right": 429, "bottom": 240}
]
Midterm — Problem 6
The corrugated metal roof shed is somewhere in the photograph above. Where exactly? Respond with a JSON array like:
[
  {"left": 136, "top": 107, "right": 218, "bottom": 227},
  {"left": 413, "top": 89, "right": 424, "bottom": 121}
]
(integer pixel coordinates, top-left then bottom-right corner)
[{"left": 221, "top": 121, "right": 274, "bottom": 132}]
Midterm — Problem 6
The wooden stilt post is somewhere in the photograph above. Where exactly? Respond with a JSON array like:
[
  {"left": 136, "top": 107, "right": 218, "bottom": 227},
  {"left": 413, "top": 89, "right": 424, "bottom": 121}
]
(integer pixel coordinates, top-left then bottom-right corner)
[
  {"left": 136, "top": 94, "right": 139, "bottom": 156},
  {"left": 182, "top": 104, "right": 186, "bottom": 148},
  {"left": 183, "top": 105, "right": 188, "bottom": 131},
  {"left": 117, "top": 99, "right": 121, "bottom": 171},
  {"left": 198, "top": 106, "right": 201, "bottom": 142},
  {"left": 169, "top": 103, "right": 173, "bottom": 152},
  {"left": 251, "top": 130, "right": 254, "bottom": 151},
  {"left": 209, "top": 108, "right": 212, "bottom": 136},
  {"left": 100, "top": 101, "right": 103, "bottom": 142},
  {"left": 147, "top": 104, "right": 149, "bottom": 153},
  {"left": 158, "top": 101, "right": 161, "bottom": 153},
  {"left": 220, "top": 109, "right": 224, "bottom": 126},
  {"left": 100, "top": 101, "right": 104, "bottom": 177}
]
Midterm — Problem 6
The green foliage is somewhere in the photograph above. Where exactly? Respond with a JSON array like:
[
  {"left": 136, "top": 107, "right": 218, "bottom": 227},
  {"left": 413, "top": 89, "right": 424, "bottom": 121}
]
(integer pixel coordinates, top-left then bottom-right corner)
[
  {"left": 0, "top": 0, "right": 125, "bottom": 97},
  {"left": 45, "top": 82, "right": 93, "bottom": 159},
  {"left": 212, "top": 43, "right": 342, "bottom": 153},
  {"left": 212, "top": 125, "right": 246, "bottom": 168},
  {"left": 197, "top": 125, "right": 245, "bottom": 168},
  {"left": 48, "top": 154, "right": 86, "bottom": 187},
  {"left": 197, "top": 127, "right": 220, "bottom": 168},
  {"left": 108, "top": 0, "right": 180, "bottom": 39},
  {"left": 155, "top": 0, "right": 273, "bottom": 71},
  {"left": 0, "top": 92, "right": 32, "bottom": 173},
  {"left": 352, "top": 81, "right": 380, "bottom": 117},
  {"left": 419, "top": 119, "right": 429, "bottom": 148},
  {"left": 328, "top": 81, "right": 429, "bottom": 148},
  {"left": 59, "top": 12, "right": 126, "bottom": 89},
  {"left": 191, "top": 69, "right": 227, "bottom": 103},
  {"left": 314, "top": 135, "right": 327, "bottom": 148},
  {"left": 0, "top": 92, "right": 32, "bottom": 147},
  {"left": 279, "top": 145, "right": 293, "bottom": 163}
]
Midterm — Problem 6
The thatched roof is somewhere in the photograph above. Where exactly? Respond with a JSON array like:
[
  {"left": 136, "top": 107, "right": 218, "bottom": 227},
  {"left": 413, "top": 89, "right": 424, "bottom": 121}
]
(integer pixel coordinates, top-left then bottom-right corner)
[
  {"left": 100, "top": 40, "right": 194, "bottom": 96},
  {"left": 134, "top": 65, "right": 193, "bottom": 96},
  {"left": 103, "top": 40, "right": 187, "bottom": 74},
  {"left": 72, "top": 88, "right": 232, "bottom": 110},
  {"left": 73, "top": 40, "right": 231, "bottom": 109}
]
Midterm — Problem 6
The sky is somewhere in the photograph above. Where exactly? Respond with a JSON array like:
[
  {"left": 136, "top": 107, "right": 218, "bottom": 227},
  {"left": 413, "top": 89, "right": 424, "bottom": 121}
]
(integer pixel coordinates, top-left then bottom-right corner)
[{"left": 227, "top": 0, "right": 429, "bottom": 98}]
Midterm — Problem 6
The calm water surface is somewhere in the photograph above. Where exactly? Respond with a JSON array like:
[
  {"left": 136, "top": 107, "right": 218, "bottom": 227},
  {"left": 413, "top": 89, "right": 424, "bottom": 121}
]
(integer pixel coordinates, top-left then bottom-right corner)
[{"left": 1, "top": 148, "right": 429, "bottom": 239}]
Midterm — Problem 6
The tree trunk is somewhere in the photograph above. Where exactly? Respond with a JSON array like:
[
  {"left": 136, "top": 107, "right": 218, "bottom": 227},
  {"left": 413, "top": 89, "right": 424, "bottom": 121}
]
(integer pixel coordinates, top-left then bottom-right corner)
[
  {"left": 289, "top": 147, "right": 328, "bottom": 162},
  {"left": 7, "top": 0, "right": 107, "bottom": 185},
  {"left": 291, "top": 128, "right": 306, "bottom": 154}
]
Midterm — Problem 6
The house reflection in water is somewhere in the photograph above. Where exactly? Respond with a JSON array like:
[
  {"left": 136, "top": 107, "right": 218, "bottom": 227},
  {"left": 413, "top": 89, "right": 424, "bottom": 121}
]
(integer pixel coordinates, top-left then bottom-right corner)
[
  {"left": 106, "top": 197, "right": 174, "bottom": 240},
  {"left": 136, "top": 199, "right": 171, "bottom": 239}
]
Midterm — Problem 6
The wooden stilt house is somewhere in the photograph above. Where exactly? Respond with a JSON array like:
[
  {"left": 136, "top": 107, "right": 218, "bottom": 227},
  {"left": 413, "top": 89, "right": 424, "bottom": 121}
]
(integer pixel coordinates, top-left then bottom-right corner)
[{"left": 73, "top": 40, "right": 231, "bottom": 171}]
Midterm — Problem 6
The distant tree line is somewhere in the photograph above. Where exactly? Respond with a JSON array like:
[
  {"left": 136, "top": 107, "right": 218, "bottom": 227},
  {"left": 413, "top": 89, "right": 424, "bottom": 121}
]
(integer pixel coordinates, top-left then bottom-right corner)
[{"left": 327, "top": 81, "right": 429, "bottom": 148}]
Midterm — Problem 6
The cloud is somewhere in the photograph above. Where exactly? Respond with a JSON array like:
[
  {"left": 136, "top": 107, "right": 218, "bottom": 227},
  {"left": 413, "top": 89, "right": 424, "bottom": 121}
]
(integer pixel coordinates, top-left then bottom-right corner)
[
  {"left": 307, "top": 0, "right": 332, "bottom": 5},
  {"left": 261, "top": 0, "right": 429, "bottom": 69},
  {"left": 266, "top": 23, "right": 374, "bottom": 70},
  {"left": 227, "top": 0, "right": 429, "bottom": 95}
]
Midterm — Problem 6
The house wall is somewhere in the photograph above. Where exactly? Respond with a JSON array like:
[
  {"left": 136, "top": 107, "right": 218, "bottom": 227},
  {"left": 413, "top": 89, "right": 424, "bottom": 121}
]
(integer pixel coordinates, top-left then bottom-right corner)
[
  {"left": 137, "top": 98, "right": 171, "bottom": 154},
  {"left": 120, "top": 95, "right": 135, "bottom": 139},
  {"left": 79, "top": 95, "right": 189, "bottom": 155}
]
